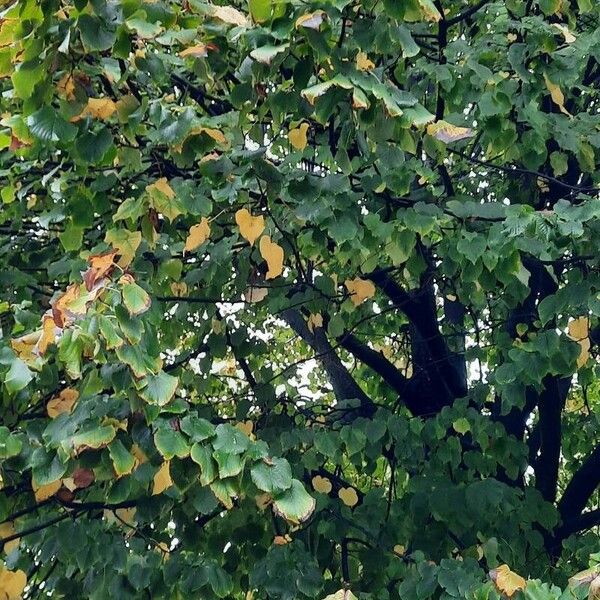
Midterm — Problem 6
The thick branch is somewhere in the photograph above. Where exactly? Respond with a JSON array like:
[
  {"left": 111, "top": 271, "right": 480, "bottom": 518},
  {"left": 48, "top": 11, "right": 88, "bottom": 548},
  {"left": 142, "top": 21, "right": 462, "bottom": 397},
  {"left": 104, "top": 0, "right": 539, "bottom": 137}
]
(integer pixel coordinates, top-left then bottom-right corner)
[{"left": 282, "top": 309, "right": 374, "bottom": 415}]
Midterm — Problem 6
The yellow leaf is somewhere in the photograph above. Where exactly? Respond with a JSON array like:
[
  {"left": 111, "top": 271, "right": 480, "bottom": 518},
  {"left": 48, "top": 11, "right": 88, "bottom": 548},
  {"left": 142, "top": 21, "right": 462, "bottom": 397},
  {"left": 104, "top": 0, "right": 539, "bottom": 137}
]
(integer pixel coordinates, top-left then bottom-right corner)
[
  {"left": 273, "top": 535, "right": 291, "bottom": 545},
  {"left": 184, "top": 218, "right": 211, "bottom": 253},
  {"left": 356, "top": 52, "right": 375, "bottom": 71},
  {"left": 568, "top": 317, "right": 590, "bottom": 368},
  {"left": 210, "top": 5, "right": 250, "bottom": 27},
  {"left": 131, "top": 444, "right": 148, "bottom": 467},
  {"left": 426, "top": 120, "right": 474, "bottom": 143},
  {"left": 83, "top": 250, "right": 118, "bottom": 291},
  {"left": 152, "top": 461, "right": 172, "bottom": 495},
  {"left": 57, "top": 72, "right": 76, "bottom": 100},
  {"left": 244, "top": 286, "right": 268, "bottom": 303},
  {"left": 236, "top": 420, "right": 254, "bottom": 436},
  {"left": 179, "top": 44, "right": 209, "bottom": 58},
  {"left": 0, "top": 566, "right": 27, "bottom": 600},
  {"left": 344, "top": 277, "right": 375, "bottom": 306},
  {"left": 147, "top": 177, "right": 175, "bottom": 200},
  {"left": 289, "top": 122, "right": 309, "bottom": 151},
  {"left": 255, "top": 493, "right": 272, "bottom": 511},
  {"left": 32, "top": 479, "right": 61, "bottom": 502},
  {"left": 543, "top": 73, "right": 571, "bottom": 117},
  {"left": 338, "top": 486, "right": 359, "bottom": 507},
  {"left": 393, "top": 544, "right": 406, "bottom": 556},
  {"left": 47, "top": 388, "right": 79, "bottom": 418},
  {"left": 295, "top": 10, "right": 327, "bottom": 30},
  {"left": 235, "top": 208, "right": 265, "bottom": 245},
  {"left": 170, "top": 281, "right": 188, "bottom": 297},
  {"left": 0, "top": 523, "right": 19, "bottom": 554},
  {"left": 259, "top": 235, "right": 284, "bottom": 279},
  {"left": 490, "top": 564, "right": 527, "bottom": 598},
  {"left": 307, "top": 313, "right": 323, "bottom": 333},
  {"left": 72, "top": 97, "right": 117, "bottom": 121},
  {"left": 311, "top": 475, "right": 332, "bottom": 494}
]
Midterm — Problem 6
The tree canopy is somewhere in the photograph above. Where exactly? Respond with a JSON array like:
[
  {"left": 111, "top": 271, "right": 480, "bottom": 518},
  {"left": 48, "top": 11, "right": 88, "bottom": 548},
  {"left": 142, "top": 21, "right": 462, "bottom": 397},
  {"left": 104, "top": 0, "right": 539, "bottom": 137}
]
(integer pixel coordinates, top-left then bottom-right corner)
[{"left": 2, "top": 0, "right": 600, "bottom": 598}]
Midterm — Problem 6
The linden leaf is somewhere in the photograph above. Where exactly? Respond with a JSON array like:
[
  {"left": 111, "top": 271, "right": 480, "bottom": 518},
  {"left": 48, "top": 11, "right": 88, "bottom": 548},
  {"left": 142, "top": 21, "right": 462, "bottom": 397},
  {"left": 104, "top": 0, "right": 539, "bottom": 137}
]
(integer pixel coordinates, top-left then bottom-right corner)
[
  {"left": 427, "top": 120, "right": 474, "bottom": 143},
  {"left": 47, "top": 388, "right": 79, "bottom": 418},
  {"left": 104, "top": 228, "right": 142, "bottom": 267},
  {"left": 250, "top": 44, "right": 289, "bottom": 65},
  {"left": 120, "top": 274, "right": 151, "bottom": 316},
  {"left": 244, "top": 286, "right": 268, "bottom": 303},
  {"left": 0, "top": 522, "right": 18, "bottom": 553},
  {"left": 289, "top": 122, "right": 309, "bottom": 150},
  {"left": 356, "top": 52, "right": 375, "bottom": 71},
  {"left": 210, "top": 5, "right": 250, "bottom": 27},
  {"left": 272, "top": 480, "right": 315, "bottom": 524},
  {"left": 152, "top": 461, "right": 173, "bottom": 495},
  {"left": 338, "top": 486, "right": 359, "bottom": 507},
  {"left": 312, "top": 474, "right": 332, "bottom": 494},
  {"left": 57, "top": 72, "right": 76, "bottom": 100},
  {"left": 543, "top": 73, "right": 571, "bottom": 117},
  {"left": 51, "top": 283, "right": 91, "bottom": 328},
  {"left": 184, "top": 217, "right": 211, "bottom": 253},
  {"left": 295, "top": 10, "right": 327, "bottom": 30},
  {"left": 83, "top": 250, "right": 117, "bottom": 291},
  {"left": 72, "top": 97, "right": 117, "bottom": 121},
  {"left": 553, "top": 23, "right": 576, "bottom": 43},
  {"left": 194, "top": 126, "right": 228, "bottom": 146},
  {"left": 179, "top": 44, "right": 209, "bottom": 58},
  {"left": 322, "top": 590, "right": 358, "bottom": 600},
  {"left": 490, "top": 564, "right": 527, "bottom": 598},
  {"left": 307, "top": 313, "right": 323, "bottom": 333},
  {"left": 0, "top": 567, "right": 27, "bottom": 600},
  {"left": 418, "top": 0, "right": 442, "bottom": 22},
  {"left": 32, "top": 479, "right": 62, "bottom": 502},
  {"left": 235, "top": 208, "right": 265, "bottom": 245},
  {"left": 568, "top": 317, "right": 590, "bottom": 368},
  {"left": 259, "top": 235, "right": 284, "bottom": 279},
  {"left": 146, "top": 178, "right": 184, "bottom": 222},
  {"left": 344, "top": 278, "right": 375, "bottom": 306}
]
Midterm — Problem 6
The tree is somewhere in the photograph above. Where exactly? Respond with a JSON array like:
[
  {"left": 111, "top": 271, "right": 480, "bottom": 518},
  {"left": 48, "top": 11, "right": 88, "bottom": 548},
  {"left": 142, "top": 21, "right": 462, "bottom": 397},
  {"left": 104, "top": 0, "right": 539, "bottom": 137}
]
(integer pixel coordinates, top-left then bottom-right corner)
[{"left": 1, "top": 0, "right": 600, "bottom": 597}]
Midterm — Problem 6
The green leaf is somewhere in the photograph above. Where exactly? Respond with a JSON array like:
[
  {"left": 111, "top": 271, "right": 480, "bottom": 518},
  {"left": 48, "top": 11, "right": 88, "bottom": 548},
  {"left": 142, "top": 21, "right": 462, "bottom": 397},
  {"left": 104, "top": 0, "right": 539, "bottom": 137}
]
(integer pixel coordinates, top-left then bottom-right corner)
[
  {"left": 139, "top": 371, "right": 179, "bottom": 406},
  {"left": 71, "top": 425, "right": 116, "bottom": 450},
  {"left": 78, "top": 14, "right": 117, "bottom": 51},
  {"left": 4, "top": 356, "right": 33, "bottom": 394},
  {"left": 191, "top": 442, "right": 217, "bottom": 485},
  {"left": 121, "top": 279, "right": 151, "bottom": 316},
  {"left": 213, "top": 450, "right": 244, "bottom": 478},
  {"left": 154, "top": 426, "right": 190, "bottom": 459},
  {"left": 251, "top": 457, "right": 293, "bottom": 494},
  {"left": 109, "top": 439, "right": 136, "bottom": 477},
  {"left": 27, "top": 107, "right": 77, "bottom": 143},
  {"left": 272, "top": 480, "right": 315, "bottom": 524}
]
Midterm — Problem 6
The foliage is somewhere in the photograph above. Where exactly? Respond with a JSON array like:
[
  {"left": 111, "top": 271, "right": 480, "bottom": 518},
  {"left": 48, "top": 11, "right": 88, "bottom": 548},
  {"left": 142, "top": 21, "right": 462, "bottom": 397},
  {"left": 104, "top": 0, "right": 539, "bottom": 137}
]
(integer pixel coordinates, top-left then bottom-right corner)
[{"left": 1, "top": 0, "right": 600, "bottom": 598}]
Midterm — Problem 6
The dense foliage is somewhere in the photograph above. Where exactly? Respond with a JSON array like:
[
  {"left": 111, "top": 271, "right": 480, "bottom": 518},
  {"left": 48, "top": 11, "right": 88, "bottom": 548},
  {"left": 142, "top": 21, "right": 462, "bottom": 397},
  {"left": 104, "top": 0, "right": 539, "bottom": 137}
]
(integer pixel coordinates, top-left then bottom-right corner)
[{"left": 1, "top": 0, "right": 600, "bottom": 598}]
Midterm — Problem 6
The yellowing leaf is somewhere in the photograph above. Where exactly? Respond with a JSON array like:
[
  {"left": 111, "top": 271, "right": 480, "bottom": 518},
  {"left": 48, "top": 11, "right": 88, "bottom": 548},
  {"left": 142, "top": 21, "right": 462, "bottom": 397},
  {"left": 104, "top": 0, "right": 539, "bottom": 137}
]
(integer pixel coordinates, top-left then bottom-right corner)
[
  {"left": 568, "top": 317, "right": 590, "bottom": 368},
  {"left": 244, "top": 286, "right": 268, "bottom": 303},
  {"left": 273, "top": 534, "right": 292, "bottom": 545},
  {"left": 194, "top": 126, "right": 228, "bottom": 146},
  {"left": 312, "top": 475, "right": 332, "bottom": 494},
  {"left": 105, "top": 229, "right": 142, "bottom": 268},
  {"left": 147, "top": 177, "right": 175, "bottom": 200},
  {"left": 553, "top": 23, "right": 576, "bottom": 43},
  {"left": 0, "top": 523, "right": 19, "bottom": 553},
  {"left": 543, "top": 73, "right": 571, "bottom": 117},
  {"left": 83, "top": 250, "right": 117, "bottom": 291},
  {"left": 0, "top": 566, "right": 27, "bottom": 600},
  {"left": 356, "top": 52, "right": 375, "bottom": 71},
  {"left": 427, "top": 120, "right": 474, "bottom": 143},
  {"left": 418, "top": 0, "right": 442, "bottom": 22},
  {"left": 338, "top": 486, "right": 359, "bottom": 507},
  {"left": 344, "top": 278, "right": 375, "bottom": 306},
  {"left": 236, "top": 420, "right": 254, "bottom": 436},
  {"left": 490, "top": 564, "right": 527, "bottom": 598},
  {"left": 259, "top": 235, "right": 284, "bottom": 279},
  {"left": 393, "top": 544, "right": 406, "bottom": 556},
  {"left": 307, "top": 313, "right": 323, "bottom": 333},
  {"left": 289, "top": 122, "right": 309, "bottom": 150},
  {"left": 32, "top": 479, "right": 61, "bottom": 502},
  {"left": 184, "top": 218, "right": 211, "bottom": 253},
  {"left": 57, "top": 72, "right": 76, "bottom": 100},
  {"left": 152, "top": 461, "right": 172, "bottom": 495},
  {"left": 235, "top": 208, "right": 265, "bottom": 245},
  {"left": 170, "top": 281, "right": 188, "bottom": 296},
  {"left": 295, "top": 10, "right": 326, "bottom": 30},
  {"left": 51, "top": 283, "right": 91, "bottom": 328},
  {"left": 179, "top": 44, "right": 209, "bottom": 58},
  {"left": 72, "top": 97, "right": 117, "bottom": 121},
  {"left": 210, "top": 5, "right": 250, "bottom": 27},
  {"left": 47, "top": 388, "right": 79, "bottom": 418}
]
